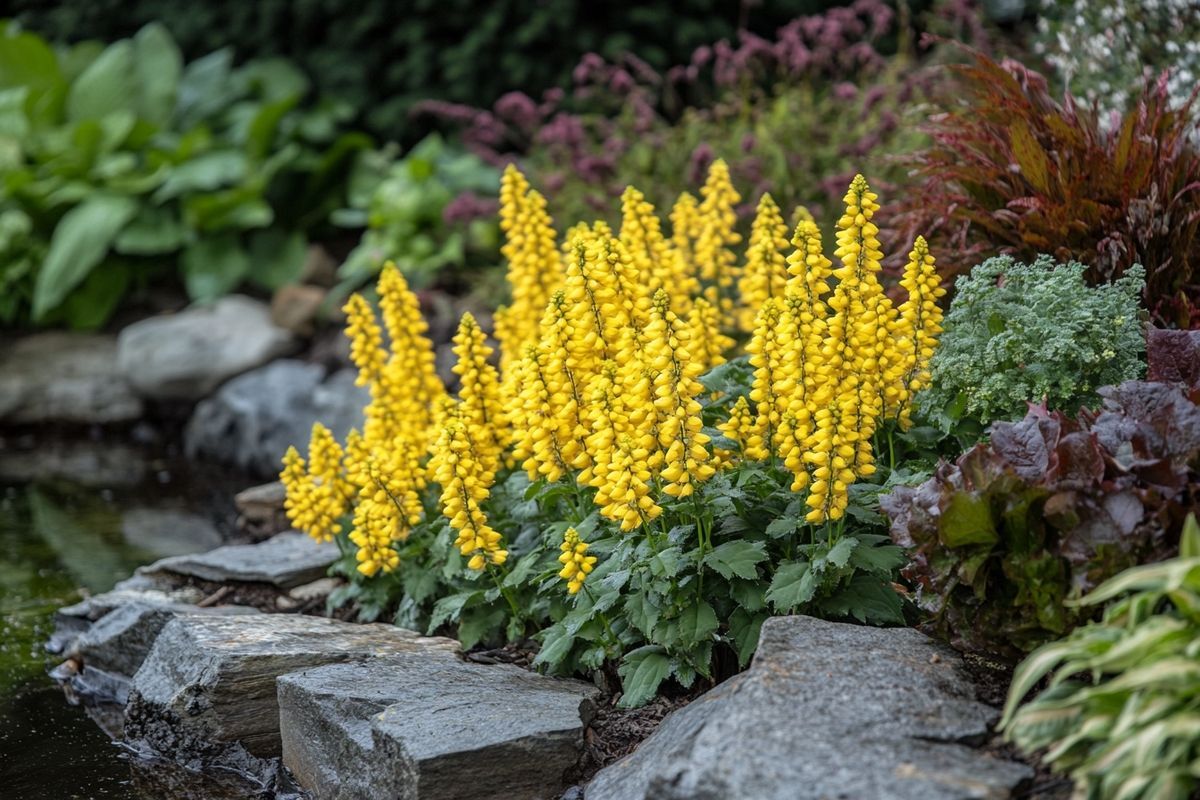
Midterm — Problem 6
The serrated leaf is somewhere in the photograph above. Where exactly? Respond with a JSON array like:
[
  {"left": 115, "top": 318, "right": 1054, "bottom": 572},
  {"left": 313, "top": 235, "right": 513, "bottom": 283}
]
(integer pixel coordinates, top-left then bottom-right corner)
[
  {"left": 532, "top": 623, "right": 575, "bottom": 669},
  {"left": 704, "top": 540, "right": 768, "bottom": 580},
  {"left": 765, "top": 561, "right": 816, "bottom": 611},
  {"left": 677, "top": 600, "right": 718, "bottom": 643},
  {"left": 826, "top": 537, "right": 858, "bottom": 569},
  {"left": 729, "top": 608, "right": 766, "bottom": 667},
  {"left": 618, "top": 647, "right": 671, "bottom": 708},
  {"left": 765, "top": 516, "right": 799, "bottom": 539}
]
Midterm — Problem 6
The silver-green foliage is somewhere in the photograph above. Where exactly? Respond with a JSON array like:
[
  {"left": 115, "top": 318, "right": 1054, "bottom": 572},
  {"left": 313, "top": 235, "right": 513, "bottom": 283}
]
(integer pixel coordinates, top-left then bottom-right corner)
[
  {"left": 919, "top": 255, "right": 1145, "bottom": 426},
  {"left": 1000, "top": 515, "right": 1200, "bottom": 800}
]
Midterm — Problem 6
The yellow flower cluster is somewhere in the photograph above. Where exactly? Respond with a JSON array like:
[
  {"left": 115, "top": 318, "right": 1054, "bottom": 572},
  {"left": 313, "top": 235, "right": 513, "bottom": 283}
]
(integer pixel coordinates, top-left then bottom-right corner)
[
  {"left": 280, "top": 423, "right": 353, "bottom": 543},
  {"left": 280, "top": 161, "right": 942, "bottom": 589},
  {"left": 558, "top": 527, "right": 597, "bottom": 594}
]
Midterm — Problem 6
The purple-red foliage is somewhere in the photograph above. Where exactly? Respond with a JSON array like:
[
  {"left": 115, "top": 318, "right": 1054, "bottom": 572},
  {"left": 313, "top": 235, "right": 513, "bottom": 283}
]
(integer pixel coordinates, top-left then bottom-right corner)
[{"left": 888, "top": 45, "right": 1200, "bottom": 310}]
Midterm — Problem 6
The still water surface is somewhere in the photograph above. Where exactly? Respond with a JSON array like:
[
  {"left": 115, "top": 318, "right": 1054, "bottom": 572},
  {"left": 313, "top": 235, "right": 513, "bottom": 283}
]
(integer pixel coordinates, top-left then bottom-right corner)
[{"left": 0, "top": 439, "right": 248, "bottom": 799}]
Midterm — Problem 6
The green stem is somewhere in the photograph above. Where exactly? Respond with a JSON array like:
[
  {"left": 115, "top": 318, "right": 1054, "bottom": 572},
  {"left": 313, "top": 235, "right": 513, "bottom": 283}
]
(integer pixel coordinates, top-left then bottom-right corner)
[{"left": 489, "top": 565, "right": 523, "bottom": 629}]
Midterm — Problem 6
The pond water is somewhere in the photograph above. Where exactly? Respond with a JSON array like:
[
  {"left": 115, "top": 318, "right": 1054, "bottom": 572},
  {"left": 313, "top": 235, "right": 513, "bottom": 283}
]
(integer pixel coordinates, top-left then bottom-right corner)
[{"left": 0, "top": 436, "right": 251, "bottom": 800}]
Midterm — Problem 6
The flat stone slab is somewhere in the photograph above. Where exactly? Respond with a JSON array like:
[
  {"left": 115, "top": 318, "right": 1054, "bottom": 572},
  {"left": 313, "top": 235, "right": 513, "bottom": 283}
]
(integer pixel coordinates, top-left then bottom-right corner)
[
  {"left": 278, "top": 654, "right": 598, "bottom": 800},
  {"left": 124, "top": 614, "right": 459, "bottom": 762},
  {"left": 585, "top": 615, "right": 1032, "bottom": 800},
  {"left": 138, "top": 531, "right": 337, "bottom": 589},
  {"left": 0, "top": 332, "right": 143, "bottom": 424}
]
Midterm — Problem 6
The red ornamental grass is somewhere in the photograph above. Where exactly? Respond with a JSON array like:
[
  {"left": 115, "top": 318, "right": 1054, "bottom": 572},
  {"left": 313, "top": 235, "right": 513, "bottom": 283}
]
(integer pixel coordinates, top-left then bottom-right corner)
[{"left": 889, "top": 44, "right": 1200, "bottom": 313}]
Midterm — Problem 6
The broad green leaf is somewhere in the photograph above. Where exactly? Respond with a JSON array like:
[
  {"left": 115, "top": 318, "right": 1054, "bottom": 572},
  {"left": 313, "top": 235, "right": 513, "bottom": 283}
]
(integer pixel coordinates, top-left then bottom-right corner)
[
  {"left": 174, "top": 48, "right": 234, "bottom": 128},
  {"left": 55, "top": 261, "right": 130, "bottom": 330},
  {"left": 1001, "top": 639, "right": 1093, "bottom": 729},
  {"left": 818, "top": 574, "right": 905, "bottom": 625},
  {"left": 0, "top": 28, "right": 65, "bottom": 125},
  {"left": 154, "top": 150, "right": 248, "bottom": 202},
  {"left": 246, "top": 96, "right": 297, "bottom": 160},
  {"left": 703, "top": 540, "right": 767, "bottom": 580},
  {"left": 938, "top": 492, "right": 997, "bottom": 547},
  {"left": 182, "top": 235, "right": 251, "bottom": 302},
  {"left": 826, "top": 536, "right": 858, "bottom": 569},
  {"left": 731, "top": 579, "right": 766, "bottom": 612},
  {"left": 648, "top": 546, "right": 682, "bottom": 578},
  {"left": 132, "top": 23, "right": 182, "bottom": 126},
  {"left": 114, "top": 206, "right": 185, "bottom": 255},
  {"left": 248, "top": 228, "right": 306, "bottom": 289},
  {"left": 765, "top": 560, "right": 816, "bottom": 611},
  {"left": 764, "top": 516, "right": 799, "bottom": 539},
  {"left": 677, "top": 600, "right": 718, "bottom": 644},
  {"left": 32, "top": 194, "right": 138, "bottom": 319},
  {"left": 729, "top": 608, "right": 766, "bottom": 667},
  {"left": 67, "top": 40, "right": 134, "bottom": 122},
  {"left": 457, "top": 607, "right": 506, "bottom": 651},
  {"left": 427, "top": 590, "right": 479, "bottom": 633},
  {"left": 625, "top": 591, "right": 661, "bottom": 636},
  {"left": 618, "top": 647, "right": 671, "bottom": 708},
  {"left": 1181, "top": 514, "right": 1200, "bottom": 560}
]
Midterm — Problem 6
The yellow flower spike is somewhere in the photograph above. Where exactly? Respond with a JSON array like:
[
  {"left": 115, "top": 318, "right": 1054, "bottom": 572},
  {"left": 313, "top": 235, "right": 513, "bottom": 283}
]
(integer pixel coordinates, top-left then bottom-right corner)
[
  {"left": 745, "top": 298, "right": 785, "bottom": 460},
  {"left": 451, "top": 312, "right": 507, "bottom": 471},
  {"left": 717, "top": 395, "right": 756, "bottom": 466},
  {"left": 620, "top": 186, "right": 674, "bottom": 299},
  {"left": 581, "top": 361, "right": 662, "bottom": 531},
  {"left": 513, "top": 343, "right": 573, "bottom": 483},
  {"left": 682, "top": 296, "right": 734, "bottom": 372},
  {"left": 343, "top": 293, "right": 388, "bottom": 389},
  {"left": 666, "top": 191, "right": 703, "bottom": 312},
  {"left": 537, "top": 290, "right": 592, "bottom": 469},
  {"left": 558, "top": 527, "right": 598, "bottom": 595},
  {"left": 279, "top": 423, "right": 353, "bottom": 543},
  {"left": 498, "top": 165, "right": 563, "bottom": 372},
  {"left": 430, "top": 411, "right": 506, "bottom": 571},
  {"left": 645, "top": 288, "right": 716, "bottom": 497},
  {"left": 894, "top": 236, "right": 945, "bottom": 427},
  {"left": 738, "top": 193, "right": 790, "bottom": 332},
  {"left": 694, "top": 159, "right": 742, "bottom": 323}
]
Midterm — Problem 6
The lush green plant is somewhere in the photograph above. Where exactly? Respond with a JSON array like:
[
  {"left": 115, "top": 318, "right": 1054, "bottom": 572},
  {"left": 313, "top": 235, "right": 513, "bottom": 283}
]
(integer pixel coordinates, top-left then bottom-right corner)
[
  {"left": 1000, "top": 514, "right": 1200, "bottom": 800},
  {"left": 883, "top": 378, "right": 1200, "bottom": 659},
  {"left": 8, "top": 0, "right": 860, "bottom": 142},
  {"left": 334, "top": 135, "right": 501, "bottom": 293},
  {"left": 283, "top": 166, "right": 948, "bottom": 706},
  {"left": 889, "top": 46, "right": 1200, "bottom": 313},
  {"left": 0, "top": 22, "right": 370, "bottom": 327},
  {"left": 919, "top": 255, "right": 1146, "bottom": 427}
]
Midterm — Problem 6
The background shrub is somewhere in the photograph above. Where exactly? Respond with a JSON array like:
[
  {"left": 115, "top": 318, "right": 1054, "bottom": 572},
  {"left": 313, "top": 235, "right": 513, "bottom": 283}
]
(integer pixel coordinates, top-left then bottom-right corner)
[
  {"left": 919, "top": 254, "right": 1146, "bottom": 427},
  {"left": 8, "top": 0, "right": 873, "bottom": 142},
  {"left": 888, "top": 46, "right": 1200, "bottom": 316}
]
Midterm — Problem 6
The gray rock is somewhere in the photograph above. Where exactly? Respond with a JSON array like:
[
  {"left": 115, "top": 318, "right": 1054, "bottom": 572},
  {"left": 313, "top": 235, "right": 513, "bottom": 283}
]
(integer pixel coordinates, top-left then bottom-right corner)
[
  {"left": 121, "top": 508, "right": 225, "bottom": 557},
  {"left": 0, "top": 333, "right": 143, "bottom": 424},
  {"left": 138, "top": 530, "right": 337, "bottom": 589},
  {"left": 0, "top": 439, "right": 148, "bottom": 487},
  {"left": 183, "top": 360, "right": 369, "bottom": 477},
  {"left": 278, "top": 654, "right": 599, "bottom": 800},
  {"left": 116, "top": 295, "right": 297, "bottom": 401},
  {"left": 586, "top": 616, "right": 1032, "bottom": 800},
  {"left": 63, "top": 602, "right": 258, "bottom": 705},
  {"left": 51, "top": 576, "right": 211, "bottom": 654},
  {"left": 124, "top": 615, "right": 459, "bottom": 761}
]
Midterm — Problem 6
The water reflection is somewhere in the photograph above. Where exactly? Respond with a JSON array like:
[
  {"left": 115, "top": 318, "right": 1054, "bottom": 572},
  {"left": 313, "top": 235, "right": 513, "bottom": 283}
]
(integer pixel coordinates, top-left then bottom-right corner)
[{"left": 0, "top": 437, "right": 250, "bottom": 799}]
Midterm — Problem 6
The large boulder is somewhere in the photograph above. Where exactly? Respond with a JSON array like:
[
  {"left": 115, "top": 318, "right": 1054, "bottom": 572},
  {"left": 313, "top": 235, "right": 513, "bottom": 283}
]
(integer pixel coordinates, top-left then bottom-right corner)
[
  {"left": 585, "top": 615, "right": 1033, "bottom": 800},
  {"left": 137, "top": 530, "right": 338, "bottom": 590},
  {"left": 278, "top": 654, "right": 599, "bottom": 800},
  {"left": 116, "top": 295, "right": 297, "bottom": 401},
  {"left": 121, "top": 508, "right": 225, "bottom": 558},
  {"left": 184, "top": 360, "right": 368, "bottom": 476},
  {"left": 0, "top": 333, "right": 143, "bottom": 424},
  {"left": 123, "top": 615, "right": 459, "bottom": 762}
]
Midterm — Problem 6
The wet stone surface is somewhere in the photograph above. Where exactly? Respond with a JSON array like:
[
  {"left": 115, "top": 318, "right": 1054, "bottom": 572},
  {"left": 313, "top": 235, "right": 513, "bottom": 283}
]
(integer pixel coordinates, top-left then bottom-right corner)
[
  {"left": 123, "top": 614, "right": 459, "bottom": 762},
  {"left": 136, "top": 530, "right": 338, "bottom": 590},
  {"left": 585, "top": 615, "right": 1033, "bottom": 800},
  {"left": 278, "top": 653, "right": 600, "bottom": 800}
]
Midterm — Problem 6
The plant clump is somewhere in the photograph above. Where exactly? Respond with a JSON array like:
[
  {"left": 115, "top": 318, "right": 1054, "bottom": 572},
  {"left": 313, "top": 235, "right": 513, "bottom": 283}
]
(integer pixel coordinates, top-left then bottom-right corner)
[{"left": 281, "top": 161, "right": 943, "bottom": 705}]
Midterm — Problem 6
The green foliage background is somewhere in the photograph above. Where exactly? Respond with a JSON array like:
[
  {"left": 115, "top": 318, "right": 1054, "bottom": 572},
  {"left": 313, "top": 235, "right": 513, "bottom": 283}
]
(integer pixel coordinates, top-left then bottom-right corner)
[{"left": 9, "top": 0, "right": 861, "bottom": 141}]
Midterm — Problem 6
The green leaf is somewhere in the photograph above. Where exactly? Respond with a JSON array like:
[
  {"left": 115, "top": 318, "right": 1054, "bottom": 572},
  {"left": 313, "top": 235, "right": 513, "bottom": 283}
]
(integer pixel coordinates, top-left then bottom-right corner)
[
  {"left": 54, "top": 260, "right": 130, "bottom": 330},
  {"left": 132, "top": 23, "right": 182, "bottom": 126},
  {"left": 32, "top": 194, "right": 138, "bottom": 319},
  {"left": 182, "top": 235, "right": 251, "bottom": 302},
  {"left": 154, "top": 151, "right": 248, "bottom": 202},
  {"left": 246, "top": 96, "right": 297, "bottom": 160},
  {"left": 457, "top": 607, "right": 505, "bottom": 650},
  {"left": 67, "top": 40, "right": 134, "bottom": 122},
  {"left": 703, "top": 540, "right": 768, "bottom": 580},
  {"left": 531, "top": 623, "right": 575, "bottom": 669},
  {"left": 818, "top": 574, "right": 905, "bottom": 625},
  {"left": 826, "top": 537, "right": 858, "bottom": 569},
  {"left": 677, "top": 600, "right": 718, "bottom": 643},
  {"left": 427, "top": 590, "right": 478, "bottom": 634},
  {"left": 248, "top": 228, "right": 306, "bottom": 290},
  {"left": 618, "top": 647, "right": 671, "bottom": 708},
  {"left": 1181, "top": 514, "right": 1200, "bottom": 560},
  {"left": 0, "top": 29, "right": 65, "bottom": 126},
  {"left": 729, "top": 608, "right": 766, "bottom": 667},
  {"left": 731, "top": 579, "right": 766, "bottom": 612},
  {"left": 766, "top": 561, "right": 816, "bottom": 611},
  {"left": 625, "top": 591, "right": 661, "bottom": 636},
  {"left": 114, "top": 205, "right": 185, "bottom": 255},
  {"left": 939, "top": 492, "right": 997, "bottom": 548},
  {"left": 764, "top": 516, "right": 799, "bottom": 539},
  {"left": 648, "top": 546, "right": 682, "bottom": 578}
]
